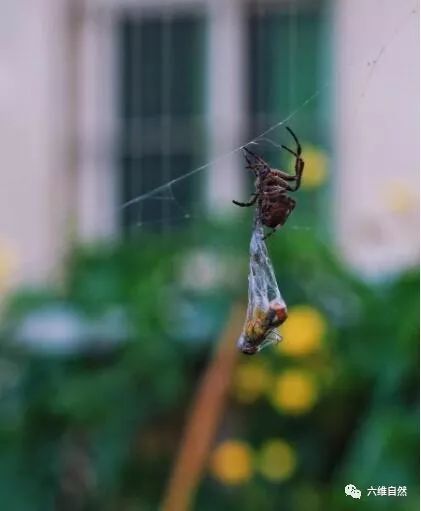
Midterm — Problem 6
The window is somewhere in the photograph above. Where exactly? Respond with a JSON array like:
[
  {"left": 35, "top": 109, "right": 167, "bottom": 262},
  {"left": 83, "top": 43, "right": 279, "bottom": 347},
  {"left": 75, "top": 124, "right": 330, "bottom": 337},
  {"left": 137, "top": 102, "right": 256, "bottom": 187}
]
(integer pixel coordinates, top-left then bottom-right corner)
[
  {"left": 116, "top": 1, "right": 326, "bottom": 235},
  {"left": 119, "top": 13, "right": 206, "bottom": 233}
]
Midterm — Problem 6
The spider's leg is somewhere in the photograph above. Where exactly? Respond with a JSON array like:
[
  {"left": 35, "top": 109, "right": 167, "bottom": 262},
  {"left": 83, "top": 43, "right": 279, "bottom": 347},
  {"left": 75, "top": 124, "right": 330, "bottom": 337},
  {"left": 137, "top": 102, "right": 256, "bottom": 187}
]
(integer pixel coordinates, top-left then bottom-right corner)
[
  {"left": 266, "top": 175, "right": 298, "bottom": 193},
  {"left": 270, "top": 170, "right": 296, "bottom": 182},
  {"left": 281, "top": 127, "right": 302, "bottom": 159},
  {"left": 281, "top": 145, "right": 298, "bottom": 157},
  {"left": 281, "top": 128, "right": 304, "bottom": 192},
  {"left": 285, "top": 157, "right": 304, "bottom": 191},
  {"left": 285, "top": 126, "right": 302, "bottom": 156},
  {"left": 232, "top": 193, "right": 258, "bottom": 207},
  {"left": 243, "top": 147, "right": 270, "bottom": 168},
  {"left": 243, "top": 146, "right": 261, "bottom": 161},
  {"left": 242, "top": 149, "right": 265, "bottom": 176},
  {"left": 242, "top": 150, "right": 254, "bottom": 168},
  {"left": 262, "top": 228, "right": 277, "bottom": 241}
]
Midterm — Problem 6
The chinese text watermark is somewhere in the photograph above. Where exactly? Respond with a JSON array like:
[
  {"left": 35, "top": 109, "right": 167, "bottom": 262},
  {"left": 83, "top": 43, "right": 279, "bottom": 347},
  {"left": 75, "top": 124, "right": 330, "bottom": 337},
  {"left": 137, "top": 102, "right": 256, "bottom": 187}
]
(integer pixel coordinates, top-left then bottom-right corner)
[{"left": 345, "top": 484, "right": 407, "bottom": 499}]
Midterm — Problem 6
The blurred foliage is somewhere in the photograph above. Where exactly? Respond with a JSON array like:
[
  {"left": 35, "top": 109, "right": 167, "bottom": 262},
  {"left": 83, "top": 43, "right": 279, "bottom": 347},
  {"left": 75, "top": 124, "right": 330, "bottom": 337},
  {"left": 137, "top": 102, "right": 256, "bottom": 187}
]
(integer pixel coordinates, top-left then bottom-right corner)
[{"left": 0, "top": 220, "right": 418, "bottom": 511}]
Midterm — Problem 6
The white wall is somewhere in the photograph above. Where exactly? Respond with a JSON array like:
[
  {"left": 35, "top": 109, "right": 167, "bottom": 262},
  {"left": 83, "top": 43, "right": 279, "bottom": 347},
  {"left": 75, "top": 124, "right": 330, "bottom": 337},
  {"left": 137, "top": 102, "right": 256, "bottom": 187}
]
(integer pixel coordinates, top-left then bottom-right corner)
[
  {"left": 0, "top": 0, "right": 71, "bottom": 290},
  {"left": 334, "top": 0, "right": 419, "bottom": 277}
]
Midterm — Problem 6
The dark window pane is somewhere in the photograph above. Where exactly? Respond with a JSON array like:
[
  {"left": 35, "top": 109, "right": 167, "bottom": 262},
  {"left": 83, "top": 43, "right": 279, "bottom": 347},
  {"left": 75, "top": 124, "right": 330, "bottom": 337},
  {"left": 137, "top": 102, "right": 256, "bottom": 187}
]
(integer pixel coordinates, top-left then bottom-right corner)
[{"left": 119, "top": 13, "right": 205, "bottom": 234}]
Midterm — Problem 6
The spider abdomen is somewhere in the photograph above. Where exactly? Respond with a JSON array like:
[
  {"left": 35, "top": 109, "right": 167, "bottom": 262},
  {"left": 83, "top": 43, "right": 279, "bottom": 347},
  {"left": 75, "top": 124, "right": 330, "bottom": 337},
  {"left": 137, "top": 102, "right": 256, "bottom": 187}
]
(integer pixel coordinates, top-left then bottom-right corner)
[{"left": 261, "top": 195, "right": 296, "bottom": 228}]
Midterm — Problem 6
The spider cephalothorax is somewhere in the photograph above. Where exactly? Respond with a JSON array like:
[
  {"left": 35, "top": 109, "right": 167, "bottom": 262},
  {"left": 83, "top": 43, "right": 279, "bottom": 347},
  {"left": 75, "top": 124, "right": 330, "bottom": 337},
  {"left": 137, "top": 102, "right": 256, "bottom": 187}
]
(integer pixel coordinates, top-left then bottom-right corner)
[{"left": 233, "top": 127, "right": 304, "bottom": 239}]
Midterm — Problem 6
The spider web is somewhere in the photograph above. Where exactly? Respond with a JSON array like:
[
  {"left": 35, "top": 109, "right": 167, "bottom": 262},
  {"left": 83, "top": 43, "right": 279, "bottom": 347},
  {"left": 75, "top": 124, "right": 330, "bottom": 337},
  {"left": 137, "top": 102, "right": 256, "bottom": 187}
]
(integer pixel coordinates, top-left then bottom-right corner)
[
  {"left": 120, "top": 1, "right": 417, "bottom": 230},
  {"left": 121, "top": 87, "right": 322, "bottom": 209}
]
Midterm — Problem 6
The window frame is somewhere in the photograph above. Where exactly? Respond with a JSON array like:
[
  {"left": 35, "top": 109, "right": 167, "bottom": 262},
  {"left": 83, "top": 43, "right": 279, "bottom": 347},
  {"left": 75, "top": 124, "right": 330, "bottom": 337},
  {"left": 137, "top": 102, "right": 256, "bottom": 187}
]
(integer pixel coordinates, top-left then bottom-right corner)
[{"left": 77, "top": 0, "right": 248, "bottom": 239}]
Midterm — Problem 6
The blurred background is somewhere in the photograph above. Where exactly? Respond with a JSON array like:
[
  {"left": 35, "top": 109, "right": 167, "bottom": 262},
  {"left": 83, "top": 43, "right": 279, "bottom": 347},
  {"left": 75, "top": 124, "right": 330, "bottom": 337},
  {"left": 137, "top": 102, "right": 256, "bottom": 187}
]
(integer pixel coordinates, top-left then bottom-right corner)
[{"left": 0, "top": 0, "right": 419, "bottom": 510}]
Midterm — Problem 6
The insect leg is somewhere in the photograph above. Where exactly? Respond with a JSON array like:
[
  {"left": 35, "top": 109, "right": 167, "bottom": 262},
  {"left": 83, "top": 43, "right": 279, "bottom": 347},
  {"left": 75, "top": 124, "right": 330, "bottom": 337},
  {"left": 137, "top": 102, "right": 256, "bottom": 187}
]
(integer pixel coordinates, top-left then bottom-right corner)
[
  {"left": 243, "top": 147, "right": 270, "bottom": 169},
  {"left": 262, "top": 228, "right": 277, "bottom": 240},
  {"left": 232, "top": 193, "right": 258, "bottom": 207},
  {"left": 281, "top": 128, "right": 304, "bottom": 191},
  {"left": 284, "top": 157, "right": 304, "bottom": 191},
  {"left": 264, "top": 177, "right": 298, "bottom": 193},
  {"left": 284, "top": 126, "right": 302, "bottom": 156}
]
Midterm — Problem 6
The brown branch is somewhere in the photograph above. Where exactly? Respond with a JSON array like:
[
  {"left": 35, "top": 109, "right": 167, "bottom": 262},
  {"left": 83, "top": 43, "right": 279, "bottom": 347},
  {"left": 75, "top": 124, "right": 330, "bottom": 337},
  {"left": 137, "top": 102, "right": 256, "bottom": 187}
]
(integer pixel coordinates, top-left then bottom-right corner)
[{"left": 160, "top": 302, "right": 245, "bottom": 511}]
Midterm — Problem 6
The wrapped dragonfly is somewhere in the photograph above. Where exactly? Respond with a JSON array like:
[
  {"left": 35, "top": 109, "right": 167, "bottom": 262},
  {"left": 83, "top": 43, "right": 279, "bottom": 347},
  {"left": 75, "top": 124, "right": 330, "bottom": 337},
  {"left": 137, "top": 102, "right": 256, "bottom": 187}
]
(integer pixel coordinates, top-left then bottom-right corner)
[{"left": 237, "top": 216, "right": 288, "bottom": 355}]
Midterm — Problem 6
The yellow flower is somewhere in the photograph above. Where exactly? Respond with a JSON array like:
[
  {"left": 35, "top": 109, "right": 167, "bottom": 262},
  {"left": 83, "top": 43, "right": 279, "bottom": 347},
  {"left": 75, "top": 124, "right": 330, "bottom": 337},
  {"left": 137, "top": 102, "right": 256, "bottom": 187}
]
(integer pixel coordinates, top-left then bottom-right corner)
[
  {"left": 278, "top": 305, "right": 326, "bottom": 357},
  {"left": 232, "top": 360, "right": 272, "bottom": 404},
  {"left": 291, "top": 144, "right": 328, "bottom": 189},
  {"left": 258, "top": 439, "right": 297, "bottom": 482},
  {"left": 271, "top": 369, "right": 318, "bottom": 415},
  {"left": 210, "top": 440, "right": 253, "bottom": 485}
]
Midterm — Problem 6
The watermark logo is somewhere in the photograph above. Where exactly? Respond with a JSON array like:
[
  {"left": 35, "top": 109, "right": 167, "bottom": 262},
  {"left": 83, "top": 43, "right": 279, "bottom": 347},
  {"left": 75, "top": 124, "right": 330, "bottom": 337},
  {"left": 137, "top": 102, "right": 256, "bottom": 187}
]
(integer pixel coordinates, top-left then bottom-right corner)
[
  {"left": 345, "top": 484, "right": 362, "bottom": 499},
  {"left": 345, "top": 484, "right": 408, "bottom": 500}
]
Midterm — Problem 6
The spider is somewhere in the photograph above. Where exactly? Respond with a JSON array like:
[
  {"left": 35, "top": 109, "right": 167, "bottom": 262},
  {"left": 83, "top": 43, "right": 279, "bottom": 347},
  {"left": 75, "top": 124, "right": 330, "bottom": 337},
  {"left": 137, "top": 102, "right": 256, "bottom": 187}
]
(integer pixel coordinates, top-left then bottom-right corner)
[{"left": 232, "top": 127, "right": 304, "bottom": 239}]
